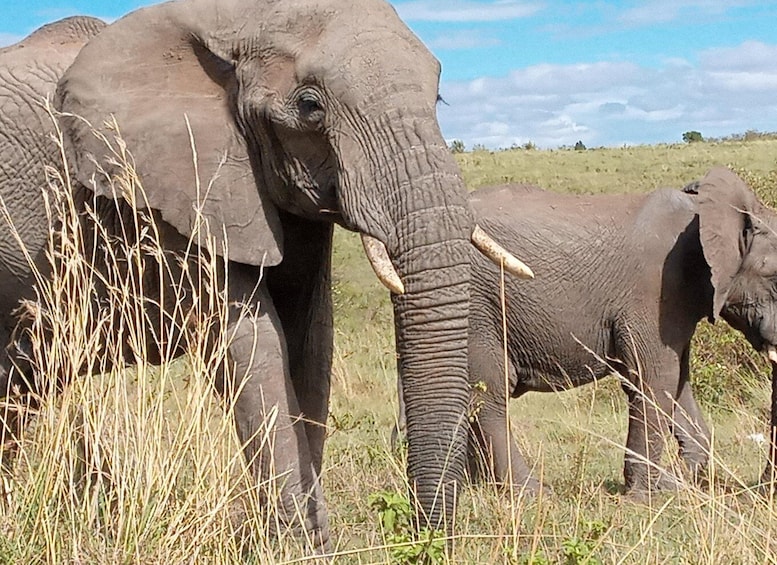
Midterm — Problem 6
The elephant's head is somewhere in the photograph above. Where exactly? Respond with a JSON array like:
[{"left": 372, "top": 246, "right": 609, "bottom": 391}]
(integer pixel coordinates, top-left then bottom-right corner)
[
  {"left": 54, "top": 0, "right": 526, "bottom": 531},
  {"left": 690, "top": 167, "right": 777, "bottom": 358}
]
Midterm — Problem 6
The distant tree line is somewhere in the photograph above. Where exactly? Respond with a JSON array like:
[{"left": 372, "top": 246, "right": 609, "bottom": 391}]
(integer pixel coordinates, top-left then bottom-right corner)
[
  {"left": 448, "top": 129, "right": 777, "bottom": 154},
  {"left": 704, "top": 129, "right": 777, "bottom": 143}
]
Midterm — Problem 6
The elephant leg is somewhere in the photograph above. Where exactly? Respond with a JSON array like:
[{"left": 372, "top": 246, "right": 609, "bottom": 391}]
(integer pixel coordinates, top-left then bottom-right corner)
[
  {"left": 469, "top": 335, "right": 541, "bottom": 493},
  {"left": 0, "top": 325, "right": 37, "bottom": 470},
  {"left": 672, "top": 346, "right": 710, "bottom": 481},
  {"left": 221, "top": 272, "right": 330, "bottom": 552},
  {"left": 760, "top": 363, "right": 777, "bottom": 489},
  {"left": 283, "top": 272, "right": 332, "bottom": 476},
  {"left": 287, "top": 314, "right": 331, "bottom": 477},
  {"left": 267, "top": 217, "right": 333, "bottom": 476},
  {"left": 470, "top": 410, "right": 541, "bottom": 493},
  {"left": 622, "top": 349, "right": 679, "bottom": 494}
]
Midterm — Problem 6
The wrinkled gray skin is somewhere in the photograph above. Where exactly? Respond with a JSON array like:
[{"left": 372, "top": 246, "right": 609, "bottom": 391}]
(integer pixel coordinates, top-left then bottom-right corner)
[
  {"left": 0, "top": 0, "right": 475, "bottom": 551},
  {"left": 0, "top": 15, "right": 106, "bottom": 392},
  {"left": 397, "top": 167, "right": 777, "bottom": 495},
  {"left": 466, "top": 168, "right": 777, "bottom": 494}
]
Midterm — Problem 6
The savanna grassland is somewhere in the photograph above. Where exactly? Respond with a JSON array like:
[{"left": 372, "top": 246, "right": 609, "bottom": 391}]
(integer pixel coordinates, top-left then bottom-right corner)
[{"left": 2, "top": 139, "right": 777, "bottom": 564}]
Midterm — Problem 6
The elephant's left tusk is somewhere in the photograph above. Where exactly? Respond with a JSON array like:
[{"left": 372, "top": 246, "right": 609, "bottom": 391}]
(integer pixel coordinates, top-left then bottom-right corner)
[
  {"left": 768, "top": 345, "right": 777, "bottom": 365},
  {"left": 471, "top": 225, "right": 534, "bottom": 279},
  {"left": 361, "top": 234, "right": 405, "bottom": 295}
]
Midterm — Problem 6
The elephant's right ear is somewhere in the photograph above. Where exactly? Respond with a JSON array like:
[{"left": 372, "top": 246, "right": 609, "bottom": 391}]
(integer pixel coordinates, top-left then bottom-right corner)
[
  {"left": 696, "top": 167, "right": 757, "bottom": 320},
  {"left": 56, "top": 2, "right": 282, "bottom": 267}
]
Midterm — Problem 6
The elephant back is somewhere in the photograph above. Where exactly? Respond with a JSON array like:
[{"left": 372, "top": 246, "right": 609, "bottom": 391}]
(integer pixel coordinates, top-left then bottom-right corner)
[{"left": 0, "top": 17, "right": 105, "bottom": 317}]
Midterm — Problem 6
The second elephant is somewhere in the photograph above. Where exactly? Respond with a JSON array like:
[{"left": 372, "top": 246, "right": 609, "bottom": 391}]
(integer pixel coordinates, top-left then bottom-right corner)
[
  {"left": 398, "top": 167, "right": 777, "bottom": 494},
  {"left": 468, "top": 167, "right": 777, "bottom": 494}
]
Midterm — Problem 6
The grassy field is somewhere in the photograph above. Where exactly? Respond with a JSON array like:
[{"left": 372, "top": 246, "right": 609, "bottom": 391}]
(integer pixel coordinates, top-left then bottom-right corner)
[{"left": 3, "top": 138, "right": 777, "bottom": 563}]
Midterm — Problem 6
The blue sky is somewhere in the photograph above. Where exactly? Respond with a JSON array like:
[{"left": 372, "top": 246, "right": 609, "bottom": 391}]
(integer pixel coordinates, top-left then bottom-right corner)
[{"left": 3, "top": 0, "right": 777, "bottom": 149}]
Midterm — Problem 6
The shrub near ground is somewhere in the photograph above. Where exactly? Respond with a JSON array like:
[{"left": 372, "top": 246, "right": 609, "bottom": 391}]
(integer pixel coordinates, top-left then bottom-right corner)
[{"left": 326, "top": 139, "right": 777, "bottom": 563}]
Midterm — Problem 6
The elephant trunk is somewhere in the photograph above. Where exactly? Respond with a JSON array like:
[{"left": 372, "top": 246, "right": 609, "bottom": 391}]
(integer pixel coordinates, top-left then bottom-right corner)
[
  {"left": 392, "top": 228, "right": 470, "bottom": 532},
  {"left": 338, "top": 114, "right": 472, "bottom": 531}
]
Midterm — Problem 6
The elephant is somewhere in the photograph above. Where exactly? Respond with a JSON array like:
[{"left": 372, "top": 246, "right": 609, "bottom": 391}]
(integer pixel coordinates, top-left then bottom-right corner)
[
  {"left": 0, "top": 1, "right": 533, "bottom": 553},
  {"left": 465, "top": 167, "right": 777, "bottom": 495},
  {"left": 397, "top": 167, "right": 777, "bottom": 496},
  {"left": 0, "top": 15, "right": 107, "bottom": 394}
]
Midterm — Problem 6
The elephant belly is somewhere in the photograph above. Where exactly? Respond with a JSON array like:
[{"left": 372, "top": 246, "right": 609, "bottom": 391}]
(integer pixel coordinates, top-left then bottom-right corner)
[
  {"left": 512, "top": 360, "right": 611, "bottom": 396},
  {"left": 509, "top": 325, "right": 616, "bottom": 396}
]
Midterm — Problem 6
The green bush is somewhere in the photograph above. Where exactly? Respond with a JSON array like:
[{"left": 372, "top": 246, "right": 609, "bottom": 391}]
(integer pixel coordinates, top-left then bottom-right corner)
[
  {"left": 691, "top": 322, "right": 766, "bottom": 409},
  {"left": 449, "top": 139, "right": 465, "bottom": 154},
  {"left": 682, "top": 130, "right": 704, "bottom": 143}
]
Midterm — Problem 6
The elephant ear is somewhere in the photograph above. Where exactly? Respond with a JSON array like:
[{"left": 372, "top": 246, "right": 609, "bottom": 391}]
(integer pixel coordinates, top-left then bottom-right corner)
[
  {"left": 56, "top": 2, "right": 282, "bottom": 266},
  {"left": 695, "top": 166, "right": 758, "bottom": 320}
]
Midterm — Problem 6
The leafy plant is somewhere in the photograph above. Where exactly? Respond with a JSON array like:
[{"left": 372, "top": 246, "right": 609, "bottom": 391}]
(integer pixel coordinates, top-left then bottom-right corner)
[
  {"left": 514, "top": 550, "right": 551, "bottom": 564},
  {"left": 369, "top": 491, "right": 446, "bottom": 564},
  {"left": 560, "top": 520, "right": 606, "bottom": 564},
  {"left": 370, "top": 491, "right": 413, "bottom": 536}
]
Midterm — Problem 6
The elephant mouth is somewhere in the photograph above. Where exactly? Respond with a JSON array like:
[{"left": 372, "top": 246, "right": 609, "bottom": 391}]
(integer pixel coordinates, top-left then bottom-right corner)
[
  {"left": 767, "top": 344, "right": 777, "bottom": 365},
  {"left": 319, "top": 208, "right": 344, "bottom": 224}
]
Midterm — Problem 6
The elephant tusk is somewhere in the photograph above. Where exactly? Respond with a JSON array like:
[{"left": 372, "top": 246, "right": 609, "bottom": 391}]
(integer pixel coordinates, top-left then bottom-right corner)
[
  {"left": 768, "top": 345, "right": 777, "bottom": 365},
  {"left": 471, "top": 225, "right": 534, "bottom": 279},
  {"left": 361, "top": 234, "right": 405, "bottom": 295}
]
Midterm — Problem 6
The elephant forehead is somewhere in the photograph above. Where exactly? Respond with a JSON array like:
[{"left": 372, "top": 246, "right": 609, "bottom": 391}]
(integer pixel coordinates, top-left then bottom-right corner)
[{"left": 200, "top": 0, "right": 439, "bottom": 95}]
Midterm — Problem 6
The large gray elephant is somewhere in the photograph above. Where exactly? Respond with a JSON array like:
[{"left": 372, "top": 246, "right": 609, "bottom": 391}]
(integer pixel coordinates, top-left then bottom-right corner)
[
  {"left": 465, "top": 168, "right": 777, "bottom": 495},
  {"left": 0, "top": 0, "right": 531, "bottom": 552}
]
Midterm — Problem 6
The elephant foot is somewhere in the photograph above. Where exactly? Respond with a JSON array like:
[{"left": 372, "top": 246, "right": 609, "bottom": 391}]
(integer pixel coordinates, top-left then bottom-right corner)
[
  {"left": 655, "top": 472, "right": 683, "bottom": 492},
  {"left": 492, "top": 474, "right": 552, "bottom": 499},
  {"left": 683, "top": 457, "right": 707, "bottom": 475},
  {"left": 260, "top": 507, "right": 332, "bottom": 556},
  {"left": 623, "top": 468, "right": 683, "bottom": 502},
  {"left": 756, "top": 465, "right": 777, "bottom": 499},
  {"left": 518, "top": 476, "right": 551, "bottom": 497}
]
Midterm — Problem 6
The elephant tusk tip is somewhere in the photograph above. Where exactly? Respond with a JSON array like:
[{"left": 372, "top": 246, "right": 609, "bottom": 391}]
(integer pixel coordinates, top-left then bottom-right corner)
[
  {"left": 382, "top": 276, "right": 405, "bottom": 295},
  {"left": 471, "top": 225, "right": 534, "bottom": 280},
  {"left": 389, "top": 281, "right": 405, "bottom": 295},
  {"left": 360, "top": 233, "right": 405, "bottom": 295},
  {"left": 506, "top": 260, "right": 534, "bottom": 280}
]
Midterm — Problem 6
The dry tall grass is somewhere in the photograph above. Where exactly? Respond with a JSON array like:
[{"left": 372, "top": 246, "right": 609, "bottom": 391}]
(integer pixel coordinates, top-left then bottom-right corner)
[{"left": 0, "top": 112, "right": 319, "bottom": 563}]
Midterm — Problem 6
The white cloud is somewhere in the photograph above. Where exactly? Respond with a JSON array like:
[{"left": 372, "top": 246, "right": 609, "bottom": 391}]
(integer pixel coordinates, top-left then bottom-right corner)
[
  {"left": 437, "top": 42, "right": 777, "bottom": 149},
  {"left": 0, "top": 32, "right": 22, "bottom": 47},
  {"left": 426, "top": 29, "right": 502, "bottom": 50},
  {"left": 700, "top": 41, "right": 777, "bottom": 72},
  {"left": 396, "top": 0, "right": 542, "bottom": 23},
  {"left": 617, "top": 0, "right": 753, "bottom": 26},
  {"left": 706, "top": 71, "right": 777, "bottom": 92}
]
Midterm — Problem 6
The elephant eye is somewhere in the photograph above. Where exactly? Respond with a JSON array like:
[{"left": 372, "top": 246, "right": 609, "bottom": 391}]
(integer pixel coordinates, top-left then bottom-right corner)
[{"left": 297, "top": 92, "right": 325, "bottom": 123}]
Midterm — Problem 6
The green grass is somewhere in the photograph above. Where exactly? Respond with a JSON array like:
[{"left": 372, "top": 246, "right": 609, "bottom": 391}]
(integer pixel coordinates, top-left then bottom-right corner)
[
  {"left": 3, "top": 134, "right": 777, "bottom": 562},
  {"left": 457, "top": 139, "right": 777, "bottom": 194}
]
